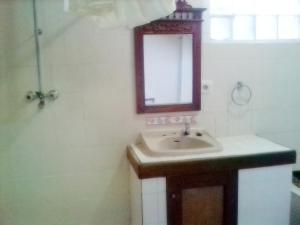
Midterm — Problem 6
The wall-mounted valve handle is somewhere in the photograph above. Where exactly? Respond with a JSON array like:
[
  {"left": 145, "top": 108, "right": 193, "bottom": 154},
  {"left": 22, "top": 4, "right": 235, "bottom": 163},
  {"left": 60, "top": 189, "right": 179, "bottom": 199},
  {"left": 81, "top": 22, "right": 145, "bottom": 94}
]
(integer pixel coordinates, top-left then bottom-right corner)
[
  {"left": 46, "top": 90, "right": 59, "bottom": 101},
  {"left": 25, "top": 91, "right": 38, "bottom": 101}
]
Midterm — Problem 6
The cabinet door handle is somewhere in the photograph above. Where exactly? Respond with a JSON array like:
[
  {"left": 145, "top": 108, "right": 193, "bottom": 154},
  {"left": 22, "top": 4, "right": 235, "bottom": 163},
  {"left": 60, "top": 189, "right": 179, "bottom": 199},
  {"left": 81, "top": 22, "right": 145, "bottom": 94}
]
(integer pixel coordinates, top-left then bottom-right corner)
[{"left": 171, "top": 194, "right": 176, "bottom": 199}]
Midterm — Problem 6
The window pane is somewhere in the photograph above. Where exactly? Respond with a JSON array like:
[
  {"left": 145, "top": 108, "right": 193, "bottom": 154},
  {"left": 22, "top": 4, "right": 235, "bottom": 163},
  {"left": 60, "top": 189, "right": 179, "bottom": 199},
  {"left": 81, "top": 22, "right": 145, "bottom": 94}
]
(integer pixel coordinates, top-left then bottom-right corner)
[
  {"left": 210, "top": 0, "right": 300, "bottom": 41},
  {"left": 233, "top": 16, "right": 255, "bottom": 40},
  {"left": 210, "top": 17, "right": 232, "bottom": 40},
  {"left": 210, "top": 0, "right": 233, "bottom": 15},
  {"left": 277, "top": 0, "right": 300, "bottom": 15},
  {"left": 278, "top": 16, "right": 300, "bottom": 39},
  {"left": 255, "top": 0, "right": 279, "bottom": 15},
  {"left": 233, "top": 0, "right": 256, "bottom": 15},
  {"left": 256, "top": 16, "right": 277, "bottom": 39}
]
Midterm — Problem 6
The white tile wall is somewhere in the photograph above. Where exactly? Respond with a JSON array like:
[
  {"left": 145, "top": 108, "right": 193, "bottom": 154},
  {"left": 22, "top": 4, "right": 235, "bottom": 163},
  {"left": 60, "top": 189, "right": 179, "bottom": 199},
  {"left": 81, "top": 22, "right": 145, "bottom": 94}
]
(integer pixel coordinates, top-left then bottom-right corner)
[{"left": 0, "top": 0, "right": 300, "bottom": 225}]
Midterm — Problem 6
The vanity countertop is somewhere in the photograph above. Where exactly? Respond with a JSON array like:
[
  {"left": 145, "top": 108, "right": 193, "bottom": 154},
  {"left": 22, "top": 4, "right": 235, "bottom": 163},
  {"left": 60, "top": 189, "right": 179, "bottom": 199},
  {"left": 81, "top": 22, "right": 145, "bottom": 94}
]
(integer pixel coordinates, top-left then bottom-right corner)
[{"left": 127, "top": 135, "right": 296, "bottom": 179}]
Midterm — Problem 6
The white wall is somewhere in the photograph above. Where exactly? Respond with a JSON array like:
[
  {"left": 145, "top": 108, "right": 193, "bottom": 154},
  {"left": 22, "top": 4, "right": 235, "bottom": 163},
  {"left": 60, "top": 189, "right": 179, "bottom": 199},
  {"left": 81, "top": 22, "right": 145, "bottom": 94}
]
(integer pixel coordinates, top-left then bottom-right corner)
[
  {"left": 202, "top": 43, "right": 300, "bottom": 160},
  {"left": 0, "top": 0, "right": 299, "bottom": 225}
]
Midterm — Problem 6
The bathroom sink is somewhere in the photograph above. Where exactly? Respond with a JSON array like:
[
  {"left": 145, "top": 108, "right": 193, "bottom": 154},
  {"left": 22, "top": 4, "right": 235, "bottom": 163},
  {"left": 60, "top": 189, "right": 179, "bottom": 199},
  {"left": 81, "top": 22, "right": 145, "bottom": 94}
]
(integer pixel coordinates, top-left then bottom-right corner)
[{"left": 138, "top": 129, "right": 222, "bottom": 156}]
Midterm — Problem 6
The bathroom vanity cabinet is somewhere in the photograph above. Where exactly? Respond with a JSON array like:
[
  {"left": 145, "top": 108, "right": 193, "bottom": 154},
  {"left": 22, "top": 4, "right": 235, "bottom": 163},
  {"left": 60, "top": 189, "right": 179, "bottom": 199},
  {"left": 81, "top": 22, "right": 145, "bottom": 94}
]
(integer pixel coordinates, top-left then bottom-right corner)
[{"left": 128, "top": 136, "right": 296, "bottom": 225}]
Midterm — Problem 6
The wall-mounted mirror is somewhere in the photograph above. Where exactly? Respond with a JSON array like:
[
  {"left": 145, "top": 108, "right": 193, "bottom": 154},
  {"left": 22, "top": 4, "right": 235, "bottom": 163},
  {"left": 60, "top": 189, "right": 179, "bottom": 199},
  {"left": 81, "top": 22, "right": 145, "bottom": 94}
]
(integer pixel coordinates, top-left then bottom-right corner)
[{"left": 134, "top": 1, "right": 205, "bottom": 114}]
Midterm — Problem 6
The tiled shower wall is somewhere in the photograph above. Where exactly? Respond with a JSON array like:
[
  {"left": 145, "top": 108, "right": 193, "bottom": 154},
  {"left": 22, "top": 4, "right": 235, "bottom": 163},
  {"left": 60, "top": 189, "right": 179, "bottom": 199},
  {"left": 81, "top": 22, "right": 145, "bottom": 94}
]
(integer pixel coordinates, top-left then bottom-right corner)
[{"left": 0, "top": 0, "right": 299, "bottom": 225}]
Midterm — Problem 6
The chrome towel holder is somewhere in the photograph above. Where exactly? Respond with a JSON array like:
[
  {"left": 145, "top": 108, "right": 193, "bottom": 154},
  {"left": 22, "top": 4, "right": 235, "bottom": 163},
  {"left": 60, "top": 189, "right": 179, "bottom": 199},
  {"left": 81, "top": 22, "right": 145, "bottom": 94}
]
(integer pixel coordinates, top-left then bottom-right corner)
[{"left": 231, "top": 81, "right": 252, "bottom": 106}]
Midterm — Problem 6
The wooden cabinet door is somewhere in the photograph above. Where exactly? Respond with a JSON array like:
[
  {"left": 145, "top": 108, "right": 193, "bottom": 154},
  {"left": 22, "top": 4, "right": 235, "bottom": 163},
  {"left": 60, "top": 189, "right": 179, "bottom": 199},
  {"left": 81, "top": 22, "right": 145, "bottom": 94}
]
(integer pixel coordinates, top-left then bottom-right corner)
[{"left": 167, "top": 171, "right": 238, "bottom": 225}]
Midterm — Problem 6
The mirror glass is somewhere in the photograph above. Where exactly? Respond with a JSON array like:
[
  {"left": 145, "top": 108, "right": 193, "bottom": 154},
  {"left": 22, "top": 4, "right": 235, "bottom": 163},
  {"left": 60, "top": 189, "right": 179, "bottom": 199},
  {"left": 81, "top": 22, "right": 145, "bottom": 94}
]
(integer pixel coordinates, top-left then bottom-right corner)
[{"left": 144, "top": 34, "right": 193, "bottom": 106}]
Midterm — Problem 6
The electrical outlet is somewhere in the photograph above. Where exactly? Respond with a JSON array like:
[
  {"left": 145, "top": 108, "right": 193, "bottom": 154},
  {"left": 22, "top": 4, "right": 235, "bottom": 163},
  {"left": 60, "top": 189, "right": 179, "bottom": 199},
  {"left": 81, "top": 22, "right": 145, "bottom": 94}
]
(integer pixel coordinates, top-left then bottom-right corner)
[{"left": 202, "top": 80, "right": 213, "bottom": 94}]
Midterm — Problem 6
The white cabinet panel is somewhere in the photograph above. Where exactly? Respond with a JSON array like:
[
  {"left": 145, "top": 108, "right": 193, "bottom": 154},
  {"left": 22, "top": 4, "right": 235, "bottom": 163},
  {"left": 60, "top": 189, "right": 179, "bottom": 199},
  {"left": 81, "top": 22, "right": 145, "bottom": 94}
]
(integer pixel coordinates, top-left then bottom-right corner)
[
  {"left": 238, "top": 165, "right": 292, "bottom": 225},
  {"left": 130, "top": 167, "right": 142, "bottom": 225}
]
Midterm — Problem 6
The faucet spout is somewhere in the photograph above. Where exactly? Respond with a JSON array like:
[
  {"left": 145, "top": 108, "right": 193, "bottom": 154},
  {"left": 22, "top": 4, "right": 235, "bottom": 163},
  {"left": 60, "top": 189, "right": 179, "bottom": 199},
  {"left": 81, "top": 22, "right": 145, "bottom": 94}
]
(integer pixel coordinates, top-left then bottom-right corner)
[{"left": 183, "top": 121, "right": 191, "bottom": 136}]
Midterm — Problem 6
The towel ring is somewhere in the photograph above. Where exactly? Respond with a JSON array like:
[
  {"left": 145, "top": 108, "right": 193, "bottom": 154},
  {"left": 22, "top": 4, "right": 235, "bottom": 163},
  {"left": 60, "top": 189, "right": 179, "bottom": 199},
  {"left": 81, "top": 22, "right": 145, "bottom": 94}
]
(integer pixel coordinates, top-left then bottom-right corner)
[{"left": 231, "top": 81, "right": 252, "bottom": 106}]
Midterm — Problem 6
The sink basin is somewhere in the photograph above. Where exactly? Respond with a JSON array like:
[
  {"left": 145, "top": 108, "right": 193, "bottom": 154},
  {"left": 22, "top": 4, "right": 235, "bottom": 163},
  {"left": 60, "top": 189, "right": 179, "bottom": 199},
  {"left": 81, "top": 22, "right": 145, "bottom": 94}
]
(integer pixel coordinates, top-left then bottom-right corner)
[
  {"left": 138, "top": 129, "right": 222, "bottom": 156},
  {"left": 159, "top": 136, "right": 212, "bottom": 150}
]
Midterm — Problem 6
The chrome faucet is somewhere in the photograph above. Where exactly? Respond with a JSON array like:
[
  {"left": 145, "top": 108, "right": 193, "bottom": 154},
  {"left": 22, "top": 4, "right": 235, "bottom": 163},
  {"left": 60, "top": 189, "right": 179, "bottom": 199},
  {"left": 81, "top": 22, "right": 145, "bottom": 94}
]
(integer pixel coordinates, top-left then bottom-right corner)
[{"left": 183, "top": 121, "right": 191, "bottom": 136}]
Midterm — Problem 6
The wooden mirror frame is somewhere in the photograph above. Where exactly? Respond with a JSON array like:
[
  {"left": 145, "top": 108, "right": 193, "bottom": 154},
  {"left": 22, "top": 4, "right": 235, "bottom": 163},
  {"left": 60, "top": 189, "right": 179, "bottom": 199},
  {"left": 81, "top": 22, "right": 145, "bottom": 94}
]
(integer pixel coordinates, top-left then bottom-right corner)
[{"left": 134, "top": 1, "right": 205, "bottom": 114}]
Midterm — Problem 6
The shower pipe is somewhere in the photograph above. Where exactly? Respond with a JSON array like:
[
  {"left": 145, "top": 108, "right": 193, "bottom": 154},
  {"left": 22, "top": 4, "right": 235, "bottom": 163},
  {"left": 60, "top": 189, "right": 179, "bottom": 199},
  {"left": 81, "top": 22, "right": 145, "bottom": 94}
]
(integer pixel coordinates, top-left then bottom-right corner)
[
  {"left": 32, "top": 0, "right": 42, "bottom": 92},
  {"left": 26, "top": 0, "right": 59, "bottom": 108}
]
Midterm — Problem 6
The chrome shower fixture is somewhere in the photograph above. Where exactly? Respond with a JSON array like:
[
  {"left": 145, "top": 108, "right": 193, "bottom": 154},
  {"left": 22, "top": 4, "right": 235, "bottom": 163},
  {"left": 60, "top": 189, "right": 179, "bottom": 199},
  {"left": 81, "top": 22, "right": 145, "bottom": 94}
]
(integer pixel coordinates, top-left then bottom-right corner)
[
  {"left": 28, "top": 1, "right": 59, "bottom": 110},
  {"left": 26, "top": 90, "right": 59, "bottom": 109}
]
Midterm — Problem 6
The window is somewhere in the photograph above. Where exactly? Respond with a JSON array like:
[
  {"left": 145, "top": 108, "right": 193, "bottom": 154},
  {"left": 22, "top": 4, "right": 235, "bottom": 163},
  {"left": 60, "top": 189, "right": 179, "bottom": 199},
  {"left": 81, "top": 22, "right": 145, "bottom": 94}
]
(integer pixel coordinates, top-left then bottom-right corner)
[{"left": 210, "top": 0, "right": 300, "bottom": 41}]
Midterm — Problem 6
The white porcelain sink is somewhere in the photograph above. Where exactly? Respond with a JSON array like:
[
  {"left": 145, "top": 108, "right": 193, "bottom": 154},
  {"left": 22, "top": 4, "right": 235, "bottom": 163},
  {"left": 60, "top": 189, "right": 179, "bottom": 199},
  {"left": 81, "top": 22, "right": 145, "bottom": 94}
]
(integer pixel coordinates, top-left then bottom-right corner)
[{"left": 138, "top": 129, "right": 222, "bottom": 156}]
